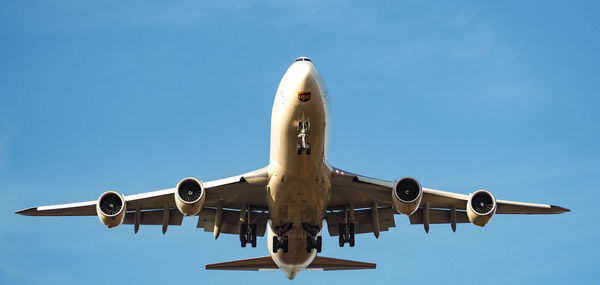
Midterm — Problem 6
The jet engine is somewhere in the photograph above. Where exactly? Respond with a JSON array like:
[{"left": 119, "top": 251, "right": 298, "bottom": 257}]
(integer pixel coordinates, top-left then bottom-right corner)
[
  {"left": 392, "top": 177, "right": 423, "bottom": 215},
  {"left": 467, "top": 190, "right": 497, "bottom": 227},
  {"left": 97, "top": 191, "right": 126, "bottom": 228},
  {"left": 175, "top": 177, "right": 206, "bottom": 216}
]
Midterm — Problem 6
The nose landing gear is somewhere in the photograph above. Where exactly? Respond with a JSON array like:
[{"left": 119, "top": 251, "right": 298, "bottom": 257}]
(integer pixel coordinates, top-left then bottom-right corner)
[{"left": 296, "top": 121, "right": 311, "bottom": 155}]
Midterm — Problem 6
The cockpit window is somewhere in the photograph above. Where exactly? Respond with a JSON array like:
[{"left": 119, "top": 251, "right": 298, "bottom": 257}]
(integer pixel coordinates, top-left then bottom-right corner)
[{"left": 295, "top": 57, "right": 312, "bottom": 62}]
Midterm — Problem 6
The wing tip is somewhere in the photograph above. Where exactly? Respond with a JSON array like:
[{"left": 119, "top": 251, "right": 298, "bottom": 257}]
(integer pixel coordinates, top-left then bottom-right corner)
[
  {"left": 15, "top": 207, "right": 38, "bottom": 216},
  {"left": 551, "top": 205, "right": 571, "bottom": 213}
]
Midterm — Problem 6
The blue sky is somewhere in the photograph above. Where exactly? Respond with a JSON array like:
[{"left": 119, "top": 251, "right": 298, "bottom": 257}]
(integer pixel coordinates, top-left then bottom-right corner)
[{"left": 1, "top": 1, "right": 598, "bottom": 283}]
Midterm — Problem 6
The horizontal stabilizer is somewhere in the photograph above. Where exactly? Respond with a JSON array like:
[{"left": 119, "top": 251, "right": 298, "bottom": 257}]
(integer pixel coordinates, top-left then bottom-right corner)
[{"left": 205, "top": 256, "right": 376, "bottom": 271}]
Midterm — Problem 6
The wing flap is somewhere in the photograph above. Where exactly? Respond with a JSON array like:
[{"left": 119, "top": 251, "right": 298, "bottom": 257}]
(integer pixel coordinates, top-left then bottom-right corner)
[
  {"left": 326, "top": 207, "right": 396, "bottom": 236},
  {"left": 196, "top": 208, "right": 269, "bottom": 236},
  {"left": 123, "top": 209, "right": 183, "bottom": 226},
  {"left": 408, "top": 208, "right": 470, "bottom": 225}
]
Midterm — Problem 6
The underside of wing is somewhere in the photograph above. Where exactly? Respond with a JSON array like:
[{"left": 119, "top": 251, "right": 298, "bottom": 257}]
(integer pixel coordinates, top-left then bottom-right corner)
[
  {"left": 329, "top": 166, "right": 570, "bottom": 234},
  {"left": 16, "top": 167, "right": 270, "bottom": 235}
]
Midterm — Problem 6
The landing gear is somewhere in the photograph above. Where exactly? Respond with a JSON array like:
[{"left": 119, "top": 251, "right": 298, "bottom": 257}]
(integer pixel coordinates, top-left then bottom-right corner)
[
  {"left": 240, "top": 223, "right": 257, "bottom": 248},
  {"left": 296, "top": 121, "right": 311, "bottom": 155},
  {"left": 239, "top": 205, "right": 259, "bottom": 248},
  {"left": 338, "top": 223, "right": 355, "bottom": 247},
  {"left": 302, "top": 223, "right": 322, "bottom": 253},
  {"left": 296, "top": 142, "right": 311, "bottom": 155},
  {"left": 272, "top": 236, "right": 289, "bottom": 253},
  {"left": 306, "top": 235, "right": 322, "bottom": 253},
  {"left": 272, "top": 223, "right": 292, "bottom": 253}
]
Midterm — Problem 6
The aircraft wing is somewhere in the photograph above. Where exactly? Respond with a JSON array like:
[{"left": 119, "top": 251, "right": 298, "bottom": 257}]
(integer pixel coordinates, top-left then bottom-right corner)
[
  {"left": 327, "top": 167, "right": 570, "bottom": 235},
  {"left": 16, "top": 167, "right": 270, "bottom": 235}
]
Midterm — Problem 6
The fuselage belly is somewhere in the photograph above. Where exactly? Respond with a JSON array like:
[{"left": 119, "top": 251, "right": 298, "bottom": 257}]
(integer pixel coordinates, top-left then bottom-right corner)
[{"left": 266, "top": 58, "right": 331, "bottom": 279}]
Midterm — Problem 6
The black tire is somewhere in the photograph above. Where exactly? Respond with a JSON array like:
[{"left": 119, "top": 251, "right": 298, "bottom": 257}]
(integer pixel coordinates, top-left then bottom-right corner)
[
  {"left": 349, "top": 234, "right": 355, "bottom": 247},
  {"left": 240, "top": 223, "right": 247, "bottom": 243},
  {"left": 306, "top": 143, "right": 311, "bottom": 155},
  {"left": 241, "top": 241, "right": 246, "bottom": 247},
  {"left": 316, "top": 236, "right": 322, "bottom": 253},
  {"left": 283, "top": 237, "right": 289, "bottom": 253},
  {"left": 339, "top": 235, "right": 344, "bottom": 247},
  {"left": 272, "top": 236, "right": 279, "bottom": 253},
  {"left": 296, "top": 143, "right": 302, "bottom": 155},
  {"left": 251, "top": 237, "right": 257, "bottom": 248}
]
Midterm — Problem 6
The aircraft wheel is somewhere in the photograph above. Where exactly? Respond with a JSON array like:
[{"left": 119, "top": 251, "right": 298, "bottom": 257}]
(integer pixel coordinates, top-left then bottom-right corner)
[
  {"left": 272, "top": 236, "right": 279, "bottom": 253},
  {"left": 282, "top": 237, "right": 289, "bottom": 253},
  {"left": 316, "top": 236, "right": 322, "bottom": 253},
  {"left": 306, "top": 143, "right": 311, "bottom": 155}
]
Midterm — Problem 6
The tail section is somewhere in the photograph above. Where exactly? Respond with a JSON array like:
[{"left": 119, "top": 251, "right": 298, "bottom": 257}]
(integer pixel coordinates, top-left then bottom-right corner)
[{"left": 205, "top": 256, "right": 376, "bottom": 271}]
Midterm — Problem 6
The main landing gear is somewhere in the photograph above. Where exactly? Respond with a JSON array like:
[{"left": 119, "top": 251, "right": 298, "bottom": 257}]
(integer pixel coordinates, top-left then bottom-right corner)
[
  {"left": 240, "top": 223, "right": 257, "bottom": 248},
  {"left": 272, "top": 223, "right": 292, "bottom": 253},
  {"left": 296, "top": 121, "right": 311, "bottom": 155},
  {"left": 338, "top": 223, "right": 355, "bottom": 247},
  {"left": 239, "top": 205, "right": 258, "bottom": 248},
  {"left": 338, "top": 205, "right": 356, "bottom": 247},
  {"left": 303, "top": 223, "right": 322, "bottom": 253},
  {"left": 273, "top": 235, "right": 289, "bottom": 253}
]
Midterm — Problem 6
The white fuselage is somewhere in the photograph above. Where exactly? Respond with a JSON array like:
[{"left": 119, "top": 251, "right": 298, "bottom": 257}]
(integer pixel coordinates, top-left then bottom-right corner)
[{"left": 266, "top": 59, "right": 332, "bottom": 279}]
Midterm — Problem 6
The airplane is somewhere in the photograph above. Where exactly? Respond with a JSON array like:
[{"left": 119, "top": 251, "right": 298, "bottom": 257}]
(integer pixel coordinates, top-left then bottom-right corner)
[{"left": 16, "top": 56, "right": 570, "bottom": 280}]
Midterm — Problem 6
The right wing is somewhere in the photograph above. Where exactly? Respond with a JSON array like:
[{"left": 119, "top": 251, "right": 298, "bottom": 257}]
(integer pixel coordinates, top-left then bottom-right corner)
[
  {"left": 326, "top": 167, "right": 569, "bottom": 235},
  {"left": 16, "top": 167, "right": 270, "bottom": 235}
]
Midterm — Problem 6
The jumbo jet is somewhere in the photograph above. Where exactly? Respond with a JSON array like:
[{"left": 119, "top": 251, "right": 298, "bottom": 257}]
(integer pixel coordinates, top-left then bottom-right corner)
[{"left": 16, "top": 57, "right": 569, "bottom": 280}]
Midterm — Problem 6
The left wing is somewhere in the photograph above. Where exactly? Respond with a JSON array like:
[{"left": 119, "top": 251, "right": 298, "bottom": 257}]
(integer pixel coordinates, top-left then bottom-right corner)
[
  {"left": 16, "top": 167, "right": 270, "bottom": 235},
  {"left": 327, "top": 167, "right": 570, "bottom": 235}
]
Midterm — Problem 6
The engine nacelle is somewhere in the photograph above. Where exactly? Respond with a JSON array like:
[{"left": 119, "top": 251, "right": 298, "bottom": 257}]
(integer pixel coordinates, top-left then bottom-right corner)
[
  {"left": 97, "top": 191, "right": 126, "bottom": 228},
  {"left": 467, "top": 190, "right": 497, "bottom": 227},
  {"left": 392, "top": 177, "right": 423, "bottom": 215},
  {"left": 175, "top": 177, "right": 206, "bottom": 216}
]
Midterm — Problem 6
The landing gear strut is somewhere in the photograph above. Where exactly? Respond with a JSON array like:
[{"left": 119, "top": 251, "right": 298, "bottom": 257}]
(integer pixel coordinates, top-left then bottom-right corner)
[
  {"left": 239, "top": 205, "right": 257, "bottom": 248},
  {"left": 296, "top": 121, "right": 311, "bottom": 155},
  {"left": 338, "top": 205, "right": 356, "bottom": 247}
]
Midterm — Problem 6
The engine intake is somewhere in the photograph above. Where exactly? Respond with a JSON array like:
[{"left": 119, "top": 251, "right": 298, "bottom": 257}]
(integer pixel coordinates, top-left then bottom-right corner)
[
  {"left": 467, "top": 190, "right": 497, "bottom": 227},
  {"left": 392, "top": 177, "right": 423, "bottom": 215},
  {"left": 97, "top": 191, "right": 126, "bottom": 228},
  {"left": 175, "top": 177, "right": 206, "bottom": 216}
]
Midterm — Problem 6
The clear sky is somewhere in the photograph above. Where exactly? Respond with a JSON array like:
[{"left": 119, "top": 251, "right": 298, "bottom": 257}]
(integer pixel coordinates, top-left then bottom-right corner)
[{"left": 1, "top": 1, "right": 598, "bottom": 284}]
